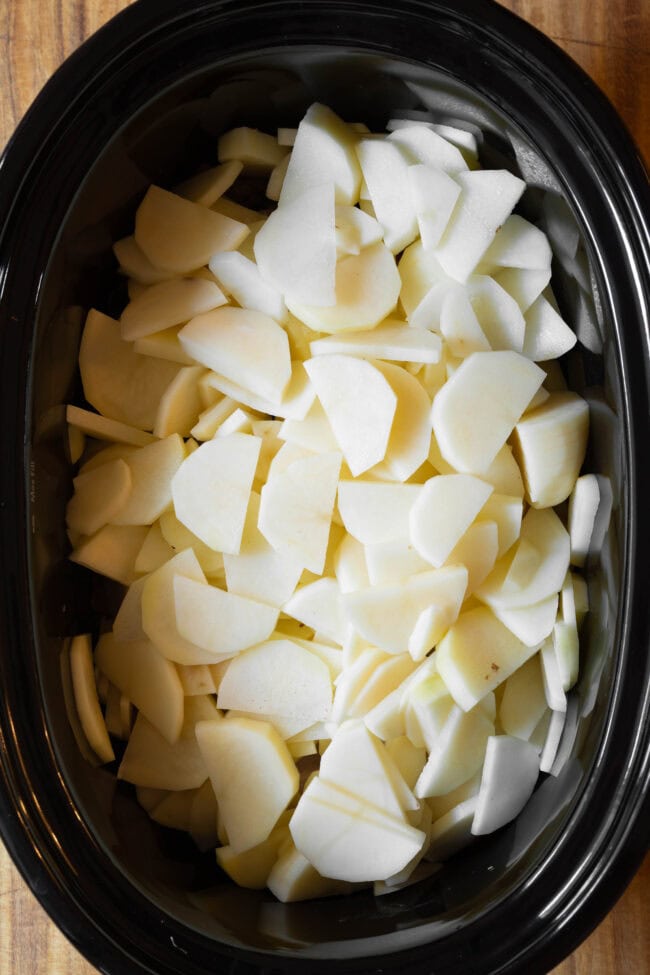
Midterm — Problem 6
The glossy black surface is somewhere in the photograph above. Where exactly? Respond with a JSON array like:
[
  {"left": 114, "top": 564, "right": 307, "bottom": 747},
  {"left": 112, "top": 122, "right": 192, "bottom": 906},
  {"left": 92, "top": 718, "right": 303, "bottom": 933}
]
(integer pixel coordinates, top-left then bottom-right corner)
[{"left": 1, "top": 1, "right": 649, "bottom": 973}]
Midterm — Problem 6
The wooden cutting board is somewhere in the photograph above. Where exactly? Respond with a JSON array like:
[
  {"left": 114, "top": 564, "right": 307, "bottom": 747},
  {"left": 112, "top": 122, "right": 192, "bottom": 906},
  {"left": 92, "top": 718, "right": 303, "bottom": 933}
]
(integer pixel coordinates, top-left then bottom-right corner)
[{"left": 0, "top": 2, "right": 648, "bottom": 973}]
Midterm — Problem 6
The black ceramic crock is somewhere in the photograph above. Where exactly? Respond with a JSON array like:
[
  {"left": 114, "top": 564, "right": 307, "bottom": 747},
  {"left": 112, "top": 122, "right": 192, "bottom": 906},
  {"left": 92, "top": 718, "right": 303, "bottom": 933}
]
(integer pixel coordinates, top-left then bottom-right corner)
[{"left": 1, "top": 1, "right": 649, "bottom": 973}]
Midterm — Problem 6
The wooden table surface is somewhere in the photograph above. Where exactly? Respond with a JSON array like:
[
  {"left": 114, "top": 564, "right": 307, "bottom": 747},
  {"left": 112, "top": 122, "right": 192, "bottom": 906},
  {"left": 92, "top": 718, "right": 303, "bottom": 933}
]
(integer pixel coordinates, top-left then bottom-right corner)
[{"left": 0, "top": 1, "right": 648, "bottom": 973}]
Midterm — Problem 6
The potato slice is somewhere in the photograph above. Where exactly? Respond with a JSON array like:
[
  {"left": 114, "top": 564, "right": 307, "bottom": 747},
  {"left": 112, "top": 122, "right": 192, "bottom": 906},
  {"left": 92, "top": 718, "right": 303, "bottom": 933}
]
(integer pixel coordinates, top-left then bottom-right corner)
[
  {"left": 499, "top": 654, "right": 548, "bottom": 741},
  {"left": 279, "top": 103, "right": 361, "bottom": 206},
  {"left": 135, "top": 186, "right": 249, "bottom": 273},
  {"left": 217, "top": 821, "right": 289, "bottom": 889},
  {"left": 120, "top": 277, "right": 227, "bottom": 341},
  {"left": 343, "top": 565, "right": 468, "bottom": 655},
  {"left": 434, "top": 171, "right": 525, "bottom": 282},
  {"left": 79, "top": 309, "right": 181, "bottom": 430},
  {"left": 513, "top": 392, "right": 589, "bottom": 508},
  {"left": 445, "top": 520, "right": 499, "bottom": 596},
  {"left": 171, "top": 434, "right": 262, "bottom": 555},
  {"left": 66, "top": 458, "right": 132, "bottom": 536},
  {"left": 119, "top": 696, "right": 220, "bottom": 791},
  {"left": 427, "top": 797, "right": 478, "bottom": 861},
  {"left": 309, "top": 320, "right": 441, "bottom": 363},
  {"left": 254, "top": 183, "right": 336, "bottom": 308},
  {"left": 408, "top": 164, "right": 461, "bottom": 250},
  {"left": 196, "top": 716, "right": 299, "bottom": 854},
  {"left": 414, "top": 703, "right": 494, "bottom": 798},
  {"left": 133, "top": 326, "right": 196, "bottom": 366},
  {"left": 135, "top": 521, "right": 175, "bottom": 574},
  {"left": 480, "top": 214, "right": 552, "bottom": 272},
  {"left": 267, "top": 839, "right": 353, "bottom": 903},
  {"left": 153, "top": 365, "right": 205, "bottom": 439},
  {"left": 431, "top": 350, "right": 544, "bottom": 475},
  {"left": 175, "top": 159, "right": 243, "bottom": 206},
  {"left": 471, "top": 735, "right": 540, "bottom": 835},
  {"left": 371, "top": 361, "right": 432, "bottom": 482},
  {"left": 158, "top": 509, "right": 224, "bottom": 577},
  {"left": 289, "top": 776, "right": 425, "bottom": 883},
  {"left": 173, "top": 575, "right": 278, "bottom": 656},
  {"left": 209, "top": 251, "right": 286, "bottom": 322},
  {"left": 218, "top": 127, "right": 288, "bottom": 169},
  {"left": 288, "top": 242, "right": 401, "bottom": 333},
  {"left": 70, "top": 634, "right": 114, "bottom": 764},
  {"left": 410, "top": 474, "right": 493, "bottom": 567},
  {"left": 95, "top": 632, "right": 184, "bottom": 744},
  {"left": 305, "top": 355, "right": 396, "bottom": 476},
  {"left": 258, "top": 450, "right": 341, "bottom": 575},
  {"left": 436, "top": 606, "right": 538, "bottom": 711},
  {"left": 70, "top": 524, "right": 148, "bottom": 585},
  {"left": 113, "top": 235, "right": 173, "bottom": 285},
  {"left": 567, "top": 474, "right": 601, "bottom": 568},
  {"left": 111, "top": 434, "right": 185, "bottom": 526},
  {"left": 522, "top": 295, "right": 577, "bottom": 361},
  {"left": 66, "top": 405, "right": 155, "bottom": 448},
  {"left": 337, "top": 481, "right": 421, "bottom": 545},
  {"left": 216, "top": 640, "right": 332, "bottom": 727}
]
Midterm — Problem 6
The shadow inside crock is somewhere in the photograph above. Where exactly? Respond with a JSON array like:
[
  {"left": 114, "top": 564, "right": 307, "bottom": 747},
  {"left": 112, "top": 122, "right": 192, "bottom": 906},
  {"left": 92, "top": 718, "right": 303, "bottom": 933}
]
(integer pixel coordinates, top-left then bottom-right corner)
[{"left": 29, "top": 49, "right": 620, "bottom": 959}]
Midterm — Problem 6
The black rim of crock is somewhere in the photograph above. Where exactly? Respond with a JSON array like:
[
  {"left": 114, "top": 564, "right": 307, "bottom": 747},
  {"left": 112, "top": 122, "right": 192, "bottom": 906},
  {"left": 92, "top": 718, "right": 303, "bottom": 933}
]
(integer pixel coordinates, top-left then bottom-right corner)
[{"left": 1, "top": 1, "right": 649, "bottom": 974}]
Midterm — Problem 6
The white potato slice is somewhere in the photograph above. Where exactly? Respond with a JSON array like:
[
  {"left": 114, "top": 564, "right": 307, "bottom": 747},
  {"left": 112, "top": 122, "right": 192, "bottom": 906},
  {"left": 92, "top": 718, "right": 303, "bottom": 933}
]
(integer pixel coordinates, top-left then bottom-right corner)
[
  {"left": 334, "top": 532, "right": 370, "bottom": 593},
  {"left": 371, "top": 361, "right": 433, "bottom": 482},
  {"left": 522, "top": 295, "right": 577, "bottom": 361},
  {"left": 179, "top": 305, "right": 291, "bottom": 403},
  {"left": 415, "top": 703, "right": 494, "bottom": 798},
  {"left": 190, "top": 396, "right": 238, "bottom": 441},
  {"left": 288, "top": 242, "right": 401, "bottom": 333},
  {"left": 218, "top": 127, "right": 288, "bottom": 169},
  {"left": 79, "top": 309, "right": 181, "bottom": 430},
  {"left": 493, "top": 593, "right": 558, "bottom": 646},
  {"left": 355, "top": 138, "right": 419, "bottom": 253},
  {"left": 568, "top": 474, "right": 600, "bottom": 568},
  {"left": 119, "top": 696, "right": 220, "bottom": 791},
  {"left": 223, "top": 492, "right": 303, "bottom": 608},
  {"left": 445, "top": 520, "right": 499, "bottom": 596},
  {"left": 540, "top": 637, "right": 568, "bottom": 712},
  {"left": 364, "top": 538, "right": 429, "bottom": 587},
  {"left": 70, "top": 524, "right": 149, "bottom": 586},
  {"left": 337, "top": 481, "right": 421, "bottom": 545},
  {"left": 217, "top": 640, "right": 332, "bottom": 726},
  {"left": 478, "top": 494, "right": 523, "bottom": 558},
  {"left": 283, "top": 578, "right": 348, "bottom": 647},
  {"left": 171, "top": 434, "right": 261, "bottom": 554},
  {"left": 513, "top": 392, "right": 589, "bottom": 508},
  {"left": 305, "top": 355, "right": 396, "bottom": 476},
  {"left": 174, "top": 575, "right": 278, "bottom": 656},
  {"left": 258, "top": 450, "right": 341, "bottom": 575},
  {"left": 480, "top": 214, "right": 552, "bottom": 272},
  {"left": 196, "top": 716, "right": 298, "bottom": 853},
  {"left": 141, "top": 548, "right": 225, "bottom": 666},
  {"left": 202, "top": 359, "right": 315, "bottom": 421},
  {"left": 493, "top": 266, "right": 551, "bottom": 313},
  {"left": 364, "top": 656, "right": 438, "bottom": 741},
  {"left": 113, "top": 576, "right": 149, "bottom": 641},
  {"left": 399, "top": 240, "right": 454, "bottom": 318},
  {"left": 331, "top": 648, "right": 390, "bottom": 724},
  {"left": 135, "top": 186, "right": 249, "bottom": 272},
  {"left": 431, "top": 350, "right": 544, "bottom": 475},
  {"left": 436, "top": 606, "right": 538, "bottom": 710},
  {"left": 499, "top": 654, "right": 548, "bottom": 740},
  {"left": 70, "top": 634, "right": 115, "bottom": 764},
  {"left": 95, "top": 632, "right": 184, "bottom": 743},
  {"left": 403, "top": 673, "right": 454, "bottom": 749},
  {"left": 388, "top": 125, "right": 468, "bottom": 174},
  {"left": 267, "top": 840, "right": 353, "bottom": 903},
  {"left": 254, "top": 183, "right": 336, "bottom": 308},
  {"left": 133, "top": 326, "right": 196, "bottom": 366},
  {"left": 539, "top": 708, "right": 568, "bottom": 774},
  {"left": 216, "top": 820, "right": 289, "bottom": 889},
  {"left": 175, "top": 159, "right": 243, "bottom": 206},
  {"left": 319, "top": 721, "right": 417, "bottom": 818},
  {"left": 266, "top": 153, "right": 290, "bottom": 202},
  {"left": 334, "top": 204, "right": 383, "bottom": 252},
  {"left": 158, "top": 509, "right": 224, "bottom": 577},
  {"left": 278, "top": 399, "right": 338, "bottom": 455},
  {"left": 153, "top": 366, "right": 205, "bottom": 439},
  {"left": 385, "top": 736, "right": 427, "bottom": 792},
  {"left": 149, "top": 789, "right": 197, "bottom": 831},
  {"left": 477, "top": 507, "right": 570, "bottom": 611},
  {"left": 120, "top": 277, "right": 227, "bottom": 341},
  {"left": 209, "top": 254, "right": 285, "bottom": 325},
  {"left": 350, "top": 655, "right": 417, "bottom": 717},
  {"left": 477, "top": 445, "right": 525, "bottom": 498},
  {"left": 289, "top": 776, "right": 425, "bottom": 883},
  {"left": 66, "top": 405, "right": 155, "bottom": 448},
  {"left": 408, "top": 164, "right": 461, "bottom": 250},
  {"left": 410, "top": 474, "right": 493, "bottom": 567},
  {"left": 471, "top": 735, "right": 540, "bottom": 835},
  {"left": 66, "top": 458, "right": 132, "bottom": 536},
  {"left": 309, "top": 320, "right": 441, "bottom": 362},
  {"left": 467, "top": 275, "right": 526, "bottom": 353},
  {"left": 433, "top": 170, "right": 525, "bottom": 282},
  {"left": 427, "top": 797, "right": 478, "bottom": 860},
  {"left": 439, "top": 286, "right": 490, "bottom": 357},
  {"left": 553, "top": 620, "right": 580, "bottom": 692},
  {"left": 110, "top": 434, "right": 185, "bottom": 526},
  {"left": 113, "top": 235, "right": 173, "bottom": 285},
  {"left": 279, "top": 103, "right": 361, "bottom": 206},
  {"left": 177, "top": 664, "right": 218, "bottom": 697},
  {"left": 343, "top": 565, "right": 467, "bottom": 655}
]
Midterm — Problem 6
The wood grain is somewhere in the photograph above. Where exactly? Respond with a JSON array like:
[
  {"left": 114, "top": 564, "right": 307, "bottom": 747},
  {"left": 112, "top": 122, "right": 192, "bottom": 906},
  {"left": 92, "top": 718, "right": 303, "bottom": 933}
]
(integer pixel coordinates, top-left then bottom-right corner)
[{"left": 0, "top": 2, "right": 648, "bottom": 974}]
